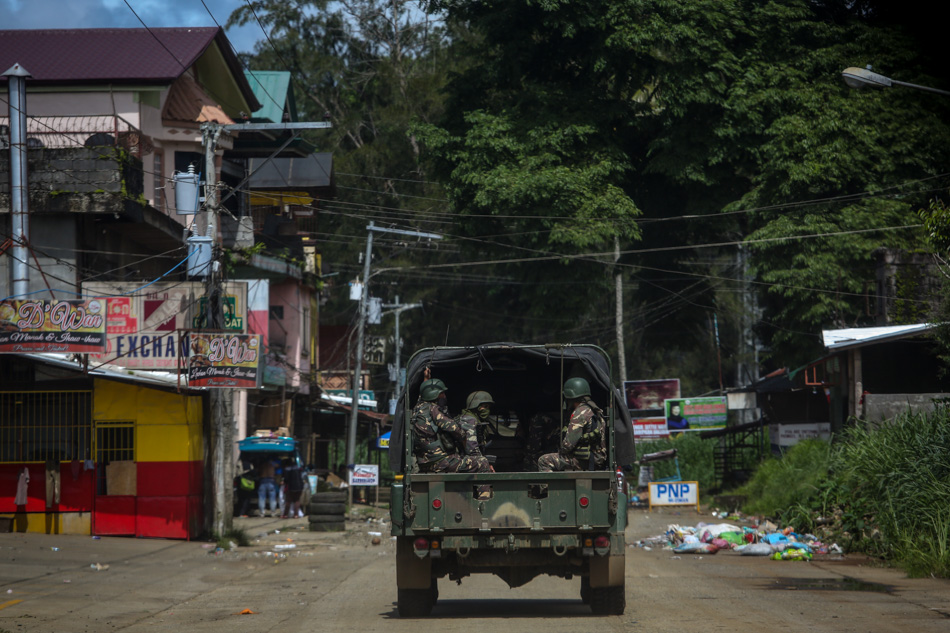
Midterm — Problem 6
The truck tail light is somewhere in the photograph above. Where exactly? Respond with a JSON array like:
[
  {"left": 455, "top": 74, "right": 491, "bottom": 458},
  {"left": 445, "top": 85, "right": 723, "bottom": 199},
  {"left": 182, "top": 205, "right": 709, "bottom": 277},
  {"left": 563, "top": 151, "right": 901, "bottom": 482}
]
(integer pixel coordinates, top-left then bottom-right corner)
[
  {"left": 578, "top": 496, "right": 590, "bottom": 508},
  {"left": 432, "top": 498, "right": 443, "bottom": 510},
  {"left": 594, "top": 535, "right": 610, "bottom": 548},
  {"left": 414, "top": 537, "right": 429, "bottom": 551}
]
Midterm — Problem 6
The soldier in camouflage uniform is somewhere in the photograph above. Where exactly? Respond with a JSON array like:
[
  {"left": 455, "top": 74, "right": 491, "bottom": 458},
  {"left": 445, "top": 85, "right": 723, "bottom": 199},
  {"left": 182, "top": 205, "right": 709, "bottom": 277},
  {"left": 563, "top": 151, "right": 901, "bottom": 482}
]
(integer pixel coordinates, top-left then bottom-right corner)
[
  {"left": 411, "top": 379, "right": 490, "bottom": 474},
  {"left": 523, "top": 412, "right": 560, "bottom": 471},
  {"left": 457, "top": 391, "right": 496, "bottom": 471},
  {"left": 538, "top": 377, "right": 607, "bottom": 472}
]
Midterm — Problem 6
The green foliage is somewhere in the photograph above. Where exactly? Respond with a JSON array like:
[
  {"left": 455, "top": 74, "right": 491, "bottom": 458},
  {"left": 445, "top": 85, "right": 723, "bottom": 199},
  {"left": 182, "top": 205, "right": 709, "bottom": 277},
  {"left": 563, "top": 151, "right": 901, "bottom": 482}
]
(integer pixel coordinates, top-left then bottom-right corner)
[
  {"left": 735, "top": 439, "right": 833, "bottom": 524},
  {"left": 737, "top": 409, "right": 950, "bottom": 578},
  {"left": 634, "top": 433, "right": 716, "bottom": 492}
]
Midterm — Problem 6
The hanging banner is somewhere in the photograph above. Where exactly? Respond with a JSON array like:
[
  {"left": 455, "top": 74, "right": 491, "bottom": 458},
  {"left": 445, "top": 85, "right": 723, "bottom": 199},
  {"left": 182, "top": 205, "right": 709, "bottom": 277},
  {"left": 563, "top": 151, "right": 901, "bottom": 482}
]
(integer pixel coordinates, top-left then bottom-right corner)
[
  {"left": 83, "top": 281, "right": 247, "bottom": 369},
  {"left": 186, "top": 332, "right": 261, "bottom": 388},
  {"left": 0, "top": 299, "right": 106, "bottom": 353},
  {"left": 632, "top": 417, "right": 670, "bottom": 442}
]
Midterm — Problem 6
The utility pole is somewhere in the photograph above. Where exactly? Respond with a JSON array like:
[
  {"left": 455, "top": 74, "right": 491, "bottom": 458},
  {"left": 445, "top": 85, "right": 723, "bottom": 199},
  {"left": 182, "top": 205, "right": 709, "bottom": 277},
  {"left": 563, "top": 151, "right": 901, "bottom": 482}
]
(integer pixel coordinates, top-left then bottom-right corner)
[
  {"left": 4, "top": 63, "right": 31, "bottom": 300},
  {"left": 383, "top": 295, "right": 422, "bottom": 411},
  {"left": 198, "top": 120, "right": 331, "bottom": 535},
  {"left": 614, "top": 237, "right": 627, "bottom": 384},
  {"left": 346, "top": 224, "right": 440, "bottom": 506}
]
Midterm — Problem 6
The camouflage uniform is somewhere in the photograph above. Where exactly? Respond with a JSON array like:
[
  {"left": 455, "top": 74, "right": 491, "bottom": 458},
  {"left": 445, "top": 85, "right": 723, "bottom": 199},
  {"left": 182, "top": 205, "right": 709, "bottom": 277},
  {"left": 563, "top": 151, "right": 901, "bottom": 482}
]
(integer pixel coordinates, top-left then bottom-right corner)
[
  {"left": 453, "top": 409, "right": 492, "bottom": 473},
  {"left": 411, "top": 400, "right": 489, "bottom": 473},
  {"left": 537, "top": 398, "right": 607, "bottom": 472},
  {"left": 523, "top": 413, "right": 560, "bottom": 471}
]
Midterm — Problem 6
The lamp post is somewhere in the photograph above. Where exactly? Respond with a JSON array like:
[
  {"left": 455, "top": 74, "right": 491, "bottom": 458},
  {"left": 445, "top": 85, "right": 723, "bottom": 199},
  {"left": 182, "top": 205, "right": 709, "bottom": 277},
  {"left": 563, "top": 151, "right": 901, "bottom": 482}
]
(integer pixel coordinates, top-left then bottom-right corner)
[{"left": 841, "top": 66, "right": 950, "bottom": 97}]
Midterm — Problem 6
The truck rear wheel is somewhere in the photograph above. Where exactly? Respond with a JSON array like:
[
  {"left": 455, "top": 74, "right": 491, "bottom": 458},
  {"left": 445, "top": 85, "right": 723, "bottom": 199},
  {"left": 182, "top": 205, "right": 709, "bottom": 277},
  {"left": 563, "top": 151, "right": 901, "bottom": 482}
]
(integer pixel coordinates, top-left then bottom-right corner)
[
  {"left": 590, "top": 584, "right": 625, "bottom": 615},
  {"left": 397, "top": 587, "right": 434, "bottom": 617},
  {"left": 580, "top": 576, "right": 591, "bottom": 605}
]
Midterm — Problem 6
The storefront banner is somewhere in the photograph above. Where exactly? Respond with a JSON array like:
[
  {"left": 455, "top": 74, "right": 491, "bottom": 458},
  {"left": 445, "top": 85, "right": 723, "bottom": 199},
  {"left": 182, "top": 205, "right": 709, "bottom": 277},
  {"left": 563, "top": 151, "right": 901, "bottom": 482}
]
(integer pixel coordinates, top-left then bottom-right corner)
[
  {"left": 187, "top": 333, "right": 261, "bottom": 388},
  {"left": 663, "top": 396, "right": 728, "bottom": 432},
  {"left": 0, "top": 299, "right": 106, "bottom": 353},
  {"left": 84, "top": 281, "right": 247, "bottom": 369}
]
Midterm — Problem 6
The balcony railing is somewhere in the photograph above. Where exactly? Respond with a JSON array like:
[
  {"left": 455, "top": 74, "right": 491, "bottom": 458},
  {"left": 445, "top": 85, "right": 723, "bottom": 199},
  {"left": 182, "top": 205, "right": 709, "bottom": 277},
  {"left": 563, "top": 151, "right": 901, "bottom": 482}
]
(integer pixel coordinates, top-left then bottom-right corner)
[{"left": 0, "top": 114, "right": 152, "bottom": 157}]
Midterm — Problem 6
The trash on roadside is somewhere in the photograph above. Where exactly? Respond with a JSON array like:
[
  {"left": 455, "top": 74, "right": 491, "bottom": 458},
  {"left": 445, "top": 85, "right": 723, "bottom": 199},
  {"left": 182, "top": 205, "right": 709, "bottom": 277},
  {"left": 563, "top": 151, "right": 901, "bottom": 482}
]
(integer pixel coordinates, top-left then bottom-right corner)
[
  {"left": 237, "top": 608, "right": 257, "bottom": 615},
  {"left": 90, "top": 563, "right": 109, "bottom": 571},
  {"left": 673, "top": 542, "right": 719, "bottom": 554},
  {"left": 771, "top": 547, "right": 812, "bottom": 561},
  {"left": 274, "top": 544, "right": 296, "bottom": 550},
  {"left": 51, "top": 547, "right": 60, "bottom": 552},
  {"left": 735, "top": 543, "right": 773, "bottom": 556}
]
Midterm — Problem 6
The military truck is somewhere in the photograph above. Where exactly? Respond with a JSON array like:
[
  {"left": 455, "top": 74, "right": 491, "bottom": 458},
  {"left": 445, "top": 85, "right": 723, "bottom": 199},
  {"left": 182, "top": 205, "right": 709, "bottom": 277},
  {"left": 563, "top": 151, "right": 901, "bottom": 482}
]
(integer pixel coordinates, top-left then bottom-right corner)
[{"left": 389, "top": 343, "right": 636, "bottom": 617}]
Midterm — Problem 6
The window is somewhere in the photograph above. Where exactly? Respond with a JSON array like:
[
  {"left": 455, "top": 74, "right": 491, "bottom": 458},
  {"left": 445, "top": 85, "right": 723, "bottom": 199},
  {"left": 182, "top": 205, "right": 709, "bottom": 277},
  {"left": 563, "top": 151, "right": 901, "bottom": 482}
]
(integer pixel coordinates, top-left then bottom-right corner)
[{"left": 0, "top": 391, "right": 92, "bottom": 463}]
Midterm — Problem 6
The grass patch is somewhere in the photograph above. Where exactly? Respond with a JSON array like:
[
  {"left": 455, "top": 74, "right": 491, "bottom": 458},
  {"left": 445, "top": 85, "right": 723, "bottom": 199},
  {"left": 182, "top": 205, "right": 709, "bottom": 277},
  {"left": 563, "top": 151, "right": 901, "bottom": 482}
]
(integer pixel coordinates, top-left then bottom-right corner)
[{"left": 213, "top": 526, "right": 251, "bottom": 549}]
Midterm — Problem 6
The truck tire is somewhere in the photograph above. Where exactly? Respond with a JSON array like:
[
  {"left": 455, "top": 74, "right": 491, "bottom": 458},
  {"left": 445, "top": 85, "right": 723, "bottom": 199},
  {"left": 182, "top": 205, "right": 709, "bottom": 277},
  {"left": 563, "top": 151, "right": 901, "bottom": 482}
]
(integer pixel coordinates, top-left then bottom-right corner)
[
  {"left": 308, "top": 502, "right": 346, "bottom": 515},
  {"left": 580, "top": 576, "right": 591, "bottom": 605},
  {"left": 308, "top": 521, "right": 345, "bottom": 532},
  {"left": 308, "top": 513, "right": 344, "bottom": 523},
  {"left": 397, "top": 588, "right": 434, "bottom": 617},
  {"left": 590, "top": 584, "right": 625, "bottom": 615}
]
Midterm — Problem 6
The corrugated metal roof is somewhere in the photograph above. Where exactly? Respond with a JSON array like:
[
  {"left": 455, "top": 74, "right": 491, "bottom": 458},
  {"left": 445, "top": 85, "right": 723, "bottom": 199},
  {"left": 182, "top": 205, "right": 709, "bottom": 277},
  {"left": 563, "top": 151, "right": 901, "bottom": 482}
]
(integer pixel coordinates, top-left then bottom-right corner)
[
  {"left": 822, "top": 323, "right": 937, "bottom": 350},
  {"left": 0, "top": 27, "right": 260, "bottom": 111},
  {"left": 0, "top": 27, "right": 218, "bottom": 84},
  {"left": 245, "top": 70, "right": 293, "bottom": 123}
]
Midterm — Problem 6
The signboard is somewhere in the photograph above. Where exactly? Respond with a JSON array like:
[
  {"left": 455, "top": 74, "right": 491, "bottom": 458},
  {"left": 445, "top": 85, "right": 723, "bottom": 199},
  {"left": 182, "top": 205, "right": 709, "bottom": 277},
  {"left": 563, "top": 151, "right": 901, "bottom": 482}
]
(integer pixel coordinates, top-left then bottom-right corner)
[
  {"left": 768, "top": 422, "right": 831, "bottom": 449},
  {"left": 349, "top": 464, "right": 379, "bottom": 486},
  {"left": 364, "top": 335, "right": 386, "bottom": 365},
  {"left": 663, "top": 396, "right": 728, "bottom": 432},
  {"left": 0, "top": 299, "right": 106, "bottom": 353},
  {"left": 648, "top": 481, "right": 700, "bottom": 511},
  {"left": 624, "top": 379, "right": 680, "bottom": 414},
  {"left": 376, "top": 431, "right": 391, "bottom": 449},
  {"left": 632, "top": 417, "right": 670, "bottom": 442},
  {"left": 187, "top": 332, "right": 261, "bottom": 388},
  {"left": 84, "top": 281, "right": 247, "bottom": 369},
  {"left": 326, "top": 389, "right": 377, "bottom": 410}
]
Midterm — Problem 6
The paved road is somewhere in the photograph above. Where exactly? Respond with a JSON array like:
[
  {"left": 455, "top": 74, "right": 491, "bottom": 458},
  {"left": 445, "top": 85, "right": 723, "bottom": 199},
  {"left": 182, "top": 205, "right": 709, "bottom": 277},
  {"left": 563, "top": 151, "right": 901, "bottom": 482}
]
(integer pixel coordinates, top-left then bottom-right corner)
[{"left": 1, "top": 507, "right": 947, "bottom": 632}]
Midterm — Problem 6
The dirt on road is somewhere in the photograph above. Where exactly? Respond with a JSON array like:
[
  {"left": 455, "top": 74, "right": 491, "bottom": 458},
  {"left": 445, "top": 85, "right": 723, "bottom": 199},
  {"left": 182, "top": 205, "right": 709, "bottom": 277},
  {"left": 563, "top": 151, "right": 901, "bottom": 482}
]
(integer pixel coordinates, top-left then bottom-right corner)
[{"left": 0, "top": 505, "right": 947, "bottom": 633}]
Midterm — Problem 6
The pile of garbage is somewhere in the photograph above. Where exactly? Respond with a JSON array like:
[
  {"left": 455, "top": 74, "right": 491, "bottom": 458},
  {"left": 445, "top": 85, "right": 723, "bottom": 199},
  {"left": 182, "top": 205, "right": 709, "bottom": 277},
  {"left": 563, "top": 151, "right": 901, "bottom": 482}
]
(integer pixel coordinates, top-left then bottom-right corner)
[{"left": 635, "top": 514, "right": 843, "bottom": 561}]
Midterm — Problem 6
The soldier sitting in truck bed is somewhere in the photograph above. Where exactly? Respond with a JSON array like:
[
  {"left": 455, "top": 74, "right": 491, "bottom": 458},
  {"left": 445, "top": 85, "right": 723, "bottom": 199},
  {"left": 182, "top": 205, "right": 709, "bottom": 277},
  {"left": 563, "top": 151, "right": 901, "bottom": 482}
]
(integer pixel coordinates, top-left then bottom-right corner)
[
  {"left": 538, "top": 377, "right": 607, "bottom": 471},
  {"left": 411, "top": 378, "right": 491, "bottom": 474}
]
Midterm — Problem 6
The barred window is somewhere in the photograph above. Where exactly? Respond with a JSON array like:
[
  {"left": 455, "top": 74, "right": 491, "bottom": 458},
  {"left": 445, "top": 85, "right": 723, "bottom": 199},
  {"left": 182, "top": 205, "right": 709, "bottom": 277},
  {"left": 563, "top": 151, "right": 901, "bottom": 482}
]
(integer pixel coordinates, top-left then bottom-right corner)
[{"left": 0, "top": 391, "right": 92, "bottom": 463}]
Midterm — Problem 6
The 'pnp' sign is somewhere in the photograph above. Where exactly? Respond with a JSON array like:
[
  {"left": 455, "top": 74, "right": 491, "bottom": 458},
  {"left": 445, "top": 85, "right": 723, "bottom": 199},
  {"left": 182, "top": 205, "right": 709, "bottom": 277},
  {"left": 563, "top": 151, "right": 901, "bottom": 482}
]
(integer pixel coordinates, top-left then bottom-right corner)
[{"left": 648, "top": 481, "right": 699, "bottom": 512}]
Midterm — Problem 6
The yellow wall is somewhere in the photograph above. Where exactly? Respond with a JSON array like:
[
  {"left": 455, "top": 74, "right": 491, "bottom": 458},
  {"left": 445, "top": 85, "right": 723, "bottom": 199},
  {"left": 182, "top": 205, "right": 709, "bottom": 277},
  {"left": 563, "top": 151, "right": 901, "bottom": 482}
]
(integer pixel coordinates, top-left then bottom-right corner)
[
  {"left": 93, "top": 380, "right": 203, "bottom": 462},
  {"left": 0, "top": 512, "right": 91, "bottom": 535}
]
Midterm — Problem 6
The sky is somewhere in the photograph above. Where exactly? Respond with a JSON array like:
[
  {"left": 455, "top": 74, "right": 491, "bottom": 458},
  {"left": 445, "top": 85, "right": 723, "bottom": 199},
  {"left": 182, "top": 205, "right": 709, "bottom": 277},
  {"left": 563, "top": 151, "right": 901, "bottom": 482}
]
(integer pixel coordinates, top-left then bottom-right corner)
[{"left": 2, "top": 0, "right": 264, "bottom": 54}]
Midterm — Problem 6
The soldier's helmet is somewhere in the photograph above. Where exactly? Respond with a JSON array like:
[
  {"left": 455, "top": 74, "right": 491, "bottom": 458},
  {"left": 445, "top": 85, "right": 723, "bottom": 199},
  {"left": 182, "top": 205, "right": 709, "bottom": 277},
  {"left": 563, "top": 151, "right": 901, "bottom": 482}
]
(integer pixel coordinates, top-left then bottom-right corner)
[
  {"left": 563, "top": 377, "right": 591, "bottom": 399},
  {"left": 466, "top": 390, "right": 494, "bottom": 410},
  {"left": 420, "top": 378, "right": 448, "bottom": 401}
]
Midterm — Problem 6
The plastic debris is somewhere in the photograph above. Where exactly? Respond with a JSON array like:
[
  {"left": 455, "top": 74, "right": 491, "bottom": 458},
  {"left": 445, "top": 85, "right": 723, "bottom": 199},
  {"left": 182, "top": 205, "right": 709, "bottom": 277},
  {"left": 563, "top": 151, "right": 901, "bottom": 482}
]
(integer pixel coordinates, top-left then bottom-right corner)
[
  {"left": 771, "top": 547, "right": 812, "bottom": 561},
  {"left": 274, "top": 544, "right": 296, "bottom": 550},
  {"left": 90, "top": 563, "right": 109, "bottom": 571},
  {"left": 238, "top": 608, "right": 257, "bottom": 615}
]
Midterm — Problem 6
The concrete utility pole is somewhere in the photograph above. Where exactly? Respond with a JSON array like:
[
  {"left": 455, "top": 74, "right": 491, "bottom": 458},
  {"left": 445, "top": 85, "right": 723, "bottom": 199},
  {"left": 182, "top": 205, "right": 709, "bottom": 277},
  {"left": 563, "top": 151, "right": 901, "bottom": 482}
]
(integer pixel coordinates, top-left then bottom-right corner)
[
  {"left": 346, "top": 224, "right": 440, "bottom": 506},
  {"left": 614, "top": 237, "right": 627, "bottom": 384},
  {"left": 4, "top": 63, "right": 31, "bottom": 300},
  {"left": 199, "top": 120, "right": 331, "bottom": 535},
  {"left": 383, "top": 295, "right": 422, "bottom": 409}
]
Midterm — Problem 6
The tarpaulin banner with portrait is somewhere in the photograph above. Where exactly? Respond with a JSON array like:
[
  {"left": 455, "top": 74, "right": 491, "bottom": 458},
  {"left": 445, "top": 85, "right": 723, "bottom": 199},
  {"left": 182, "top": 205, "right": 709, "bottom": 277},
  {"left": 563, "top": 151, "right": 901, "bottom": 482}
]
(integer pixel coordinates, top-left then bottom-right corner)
[
  {"left": 624, "top": 378, "right": 681, "bottom": 417},
  {"left": 0, "top": 299, "right": 106, "bottom": 353},
  {"left": 663, "top": 396, "right": 728, "bottom": 432},
  {"left": 186, "top": 332, "right": 261, "bottom": 388}
]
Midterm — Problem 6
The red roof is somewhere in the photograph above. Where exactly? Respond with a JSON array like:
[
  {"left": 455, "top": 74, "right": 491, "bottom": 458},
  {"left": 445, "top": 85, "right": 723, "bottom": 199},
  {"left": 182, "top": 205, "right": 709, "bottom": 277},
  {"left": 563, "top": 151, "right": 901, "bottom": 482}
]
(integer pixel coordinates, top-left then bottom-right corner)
[{"left": 0, "top": 27, "right": 259, "bottom": 108}]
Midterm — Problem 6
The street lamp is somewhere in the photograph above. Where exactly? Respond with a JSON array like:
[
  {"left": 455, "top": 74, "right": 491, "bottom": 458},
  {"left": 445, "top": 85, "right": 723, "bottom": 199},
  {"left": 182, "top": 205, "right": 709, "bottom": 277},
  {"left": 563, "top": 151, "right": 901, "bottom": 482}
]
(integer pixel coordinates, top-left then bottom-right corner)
[{"left": 841, "top": 66, "right": 950, "bottom": 97}]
